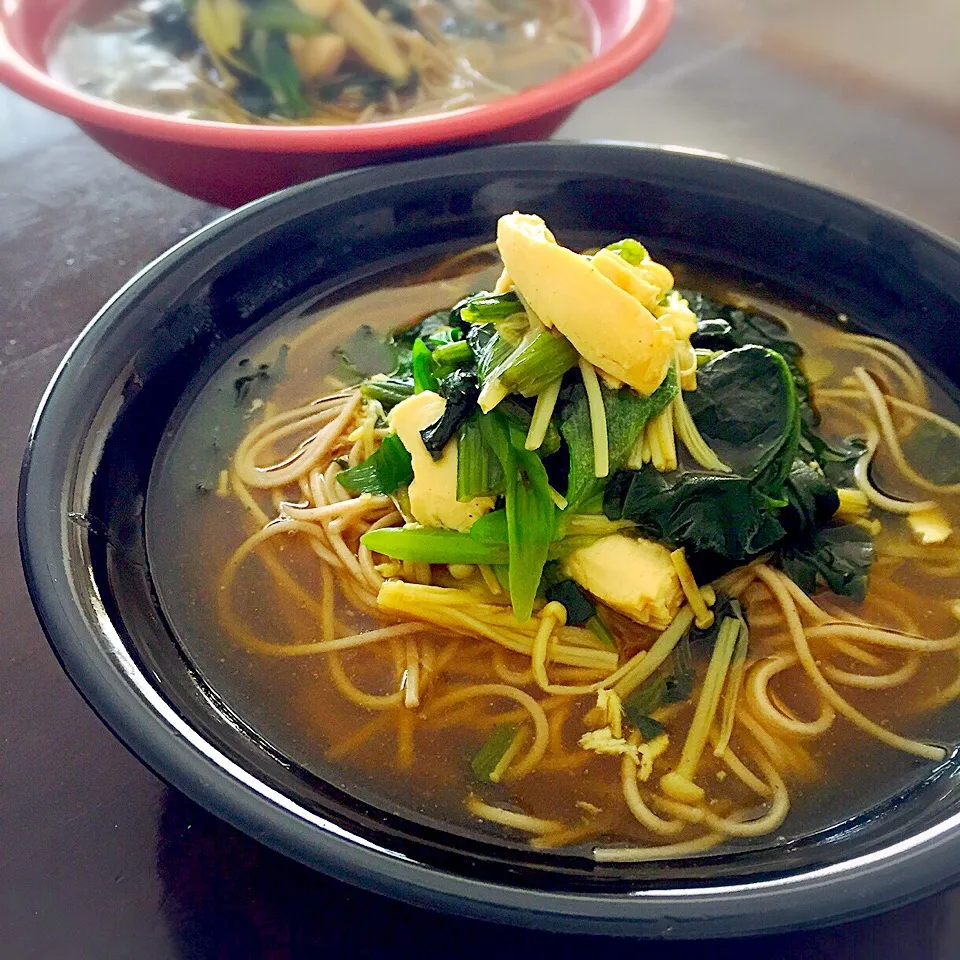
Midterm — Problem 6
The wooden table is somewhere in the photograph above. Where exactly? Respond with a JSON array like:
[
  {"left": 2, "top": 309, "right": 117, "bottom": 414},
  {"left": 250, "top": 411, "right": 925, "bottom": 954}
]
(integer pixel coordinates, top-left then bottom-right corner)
[{"left": 3, "top": 1, "right": 960, "bottom": 955}]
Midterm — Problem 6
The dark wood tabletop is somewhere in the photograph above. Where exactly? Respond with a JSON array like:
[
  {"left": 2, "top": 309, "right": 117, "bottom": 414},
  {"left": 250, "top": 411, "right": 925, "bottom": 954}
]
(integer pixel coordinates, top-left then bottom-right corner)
[{"left": 4, "top": 1, "right": 960, "bottom": 956}]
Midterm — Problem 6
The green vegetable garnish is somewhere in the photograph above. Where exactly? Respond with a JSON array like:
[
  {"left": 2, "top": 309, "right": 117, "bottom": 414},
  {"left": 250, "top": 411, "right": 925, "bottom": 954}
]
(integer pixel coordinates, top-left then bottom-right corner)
[
  {"left": 684, "top": 345, "right": 800, "bottom": 493},
  {"left": 561, "top": 365, "right": 678, "bottom": 512},
  {"left": 337, "top": 433, "right": 412, "bottom": 495},
  {"left": 605, "top": 238, "right": 648, "bottom": 266},
  {"left": 498, "top": 332, "right": 578, "bottom": 398},
  {"left": 458, "top": 291, "right": 522, "bottom": 325},
  {"left": 471, "top": 723, "right": 519, "bottom": 782},
  {"left": 411, "top": 337, "right": 439, "bottom": 393},
  {"left": 360, "top": 377, "right": 414, "bottom": 409},
  {"left": 457, "top": 414, "right": 505, "bottom": 501},
  {"left": 420, "top": 370, "right": 479, "bottom": 458},
  {"left": 244, "top": 29, "right": 310, "bottom": 118}
]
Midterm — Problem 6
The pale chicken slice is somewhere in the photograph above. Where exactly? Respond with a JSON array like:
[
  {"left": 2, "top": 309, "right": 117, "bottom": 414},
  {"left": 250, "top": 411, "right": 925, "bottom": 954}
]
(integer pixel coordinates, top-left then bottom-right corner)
[
  {"left": 495, "top": 213, "right": 677, "bottom": 396},
  {"left": 390, "top": 391, "right": 494, "bottom": 532},
  {"left": 562, "top": 534, "right": 684, "bottom": 630}
]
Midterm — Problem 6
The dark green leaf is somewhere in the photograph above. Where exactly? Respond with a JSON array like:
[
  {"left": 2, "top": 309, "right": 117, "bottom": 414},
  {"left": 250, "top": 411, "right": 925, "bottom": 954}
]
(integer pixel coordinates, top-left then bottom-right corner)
[
  {"left": 394, "top": 309, "right": 457, "bottom": 350},
  {"left": 632, "top": 716, "right": 666, "bottom": 740},
  {"left": 685, "top": 345, "right": 800, "bottom": 492},
  {"left": 780, "top": 460, "right": 840, "bottom": 540},
  {"left": 420, "top": 370, "right": 479, "bottom": 458},
  {"left": 779, "top": 524, "right": 875, "bottom": 601},
  {"left": 336, "top": 433, "right": 412, "bottom": 494},
  {"left": 560, "top": 365, "right": 678, "bottom": 511},
  {"left": 467, "top": 324, "right": 514, "bottom": 384},
  {"left": 603, "top": 465, "right": 787, "bottom": 561},
  {"left": 544, "top": 579, "right": 595, "bottom": 626},
  {"left": 900, "top": 420, "right": 960, "bottom": 485},
  {"left": 623, "top": 635, "right": 695, "bottom": 731}
]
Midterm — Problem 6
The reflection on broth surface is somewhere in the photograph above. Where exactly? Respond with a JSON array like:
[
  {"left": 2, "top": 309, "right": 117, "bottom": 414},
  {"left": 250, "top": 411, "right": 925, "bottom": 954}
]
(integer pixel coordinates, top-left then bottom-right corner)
[
  {"left": 149, "top": 230, "right": 960, "bottom": 860},
  {"left": 50, "top": 0, "right": 593, "bottom": 124}
]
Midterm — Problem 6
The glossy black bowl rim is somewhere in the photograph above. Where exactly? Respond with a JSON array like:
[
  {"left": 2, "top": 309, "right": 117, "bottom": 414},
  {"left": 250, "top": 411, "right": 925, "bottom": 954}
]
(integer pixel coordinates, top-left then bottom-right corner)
[{"left": 18, "top": 140, "right": 960, "bottom": 938}]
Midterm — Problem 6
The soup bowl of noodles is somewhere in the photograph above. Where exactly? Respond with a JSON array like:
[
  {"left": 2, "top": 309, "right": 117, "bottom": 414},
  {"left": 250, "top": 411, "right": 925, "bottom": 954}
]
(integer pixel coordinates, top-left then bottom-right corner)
[
  {"left": 0, "top": 0, "right": 671, "bottom": 206},
  {"left": 19, "top": 142, "right": 960, "bottom": 937}
]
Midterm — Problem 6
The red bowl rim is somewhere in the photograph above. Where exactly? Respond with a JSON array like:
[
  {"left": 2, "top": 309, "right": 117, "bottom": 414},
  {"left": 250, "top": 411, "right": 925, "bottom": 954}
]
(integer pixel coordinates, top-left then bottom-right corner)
[{"left": 0, "top": 0, "right": 672, "bottom": 151}]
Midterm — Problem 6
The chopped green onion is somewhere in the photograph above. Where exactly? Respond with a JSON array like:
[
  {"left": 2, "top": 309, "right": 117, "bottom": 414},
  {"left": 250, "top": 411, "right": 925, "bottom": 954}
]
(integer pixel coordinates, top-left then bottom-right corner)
[
  {"left": 336, "top": 433, "right": 412, "bottom": 494},
  {"left": 499, "top": 333, "right": 578, "bottom": 398},
  {"left": 605, "top": 238, "right": 648, "bottom": 266},
  {"left": 361, "top": 527, "right": 508, "bottom": 565},
  {"left": 411, "top": 338, "right": 439, "bottom": 393},
  {"left": 457, "top": 415, "right": 505, "bottom": 501},
  {"left": 470, "top": 723, "right": 519, "bottom": 782},
  {"left": 432, "top": 339, "right": 474, "bottom": 371},
  {"left": 459, "top": 291, "right": 522, "bottom": 325},
  {"left": 360, "top": 377, "right": 414, "bottom": 409}
]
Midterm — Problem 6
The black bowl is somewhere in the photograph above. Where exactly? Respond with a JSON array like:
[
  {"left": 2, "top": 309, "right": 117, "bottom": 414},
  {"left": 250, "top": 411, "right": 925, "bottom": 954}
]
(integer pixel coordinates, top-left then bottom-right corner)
[{"left": 19, "top": 141, "right": 960, "bottom": 938}]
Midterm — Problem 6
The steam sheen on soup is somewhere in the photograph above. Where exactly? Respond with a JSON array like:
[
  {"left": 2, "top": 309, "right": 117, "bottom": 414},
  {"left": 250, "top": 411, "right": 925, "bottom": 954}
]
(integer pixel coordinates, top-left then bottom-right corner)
[{"left": 149, "top": 217, "right": 960, "bottom": 859}]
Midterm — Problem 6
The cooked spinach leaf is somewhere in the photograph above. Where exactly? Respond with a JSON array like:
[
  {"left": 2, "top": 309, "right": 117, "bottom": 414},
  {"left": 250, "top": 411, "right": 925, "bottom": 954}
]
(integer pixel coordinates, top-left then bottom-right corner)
[
  {"left": 779, "top": 460, "right": 840, "bottom": 540},
  {"left": 779, "top": 524, "right": 875, "bottom": 601},
  {"left": 560, "top": 365, "right": 678, "bottom": 511},
  {"left": 604, "top": 466, "right": 787, "bottom": 563},
  {"left": 623, "top": 634, "right": 694, "bottom": 733},
  {"left": 685, "top": 345, "right": 800, "bottom": 492},
  {"left": 544, "top": 578, "right": 595, "bottom": 626},
  {"left": 420, "top": 370, "right": 479, "bottom": 457},
  {"left": 900, "top": 420, "right": 960, "bottom": 485},
  {"left": 467, "top": 323, "right": 514, "bottom": 383}
]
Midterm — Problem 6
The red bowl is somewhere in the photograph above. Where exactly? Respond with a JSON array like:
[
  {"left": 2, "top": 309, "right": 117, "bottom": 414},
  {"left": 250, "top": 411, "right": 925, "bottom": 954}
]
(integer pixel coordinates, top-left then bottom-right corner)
[{"left": 0, "top": 0, "right": 672, "bottom": 206}]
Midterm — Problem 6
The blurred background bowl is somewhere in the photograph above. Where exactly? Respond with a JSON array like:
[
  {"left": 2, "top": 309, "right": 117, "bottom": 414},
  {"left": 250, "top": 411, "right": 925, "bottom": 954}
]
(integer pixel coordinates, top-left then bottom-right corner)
[{"left": 0, "top": 0, "right": 672, "bottom": 206}]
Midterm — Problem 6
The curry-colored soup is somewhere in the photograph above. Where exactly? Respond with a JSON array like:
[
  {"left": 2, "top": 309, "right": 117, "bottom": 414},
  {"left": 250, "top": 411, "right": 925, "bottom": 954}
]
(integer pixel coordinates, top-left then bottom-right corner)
[{"left": 148, "top": 243, "right": 960, "bottom": 858}]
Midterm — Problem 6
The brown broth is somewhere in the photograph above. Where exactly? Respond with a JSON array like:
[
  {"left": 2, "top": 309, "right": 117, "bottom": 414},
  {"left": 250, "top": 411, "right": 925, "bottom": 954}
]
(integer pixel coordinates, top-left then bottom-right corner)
[{"left": 148, "top": 252, "right": 960, "bottom": 853}]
